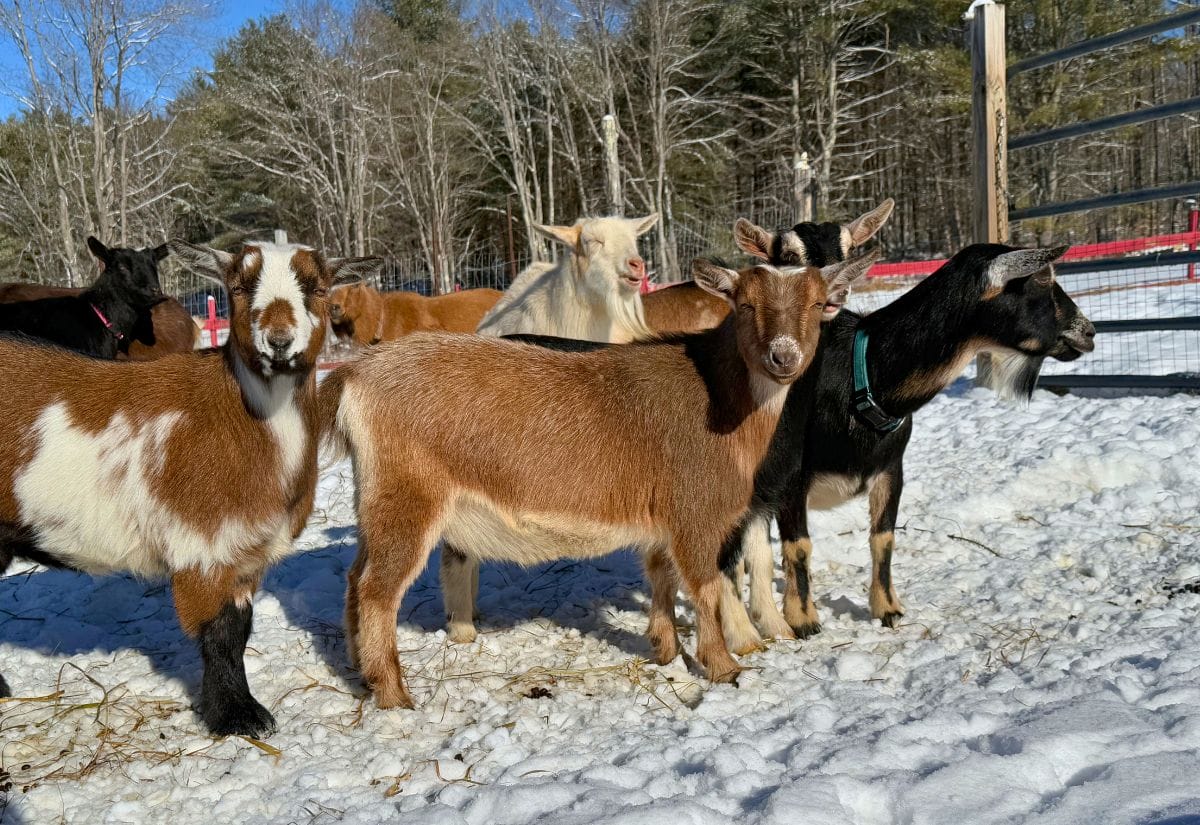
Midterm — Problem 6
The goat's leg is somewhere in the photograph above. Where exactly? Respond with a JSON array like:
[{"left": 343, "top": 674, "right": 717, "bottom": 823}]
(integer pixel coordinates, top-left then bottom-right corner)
[
  {"left": 718, "top": 522, "right": 763, "bottom": 655},
  {"left": 778, "top": 493, "right": 821, "bottom": 638},
  {"left": 672, "top": 538, "right": 741, "bottom": 684},
  {"left": 354, "top": 489, "right": 441, "bottom": 710},
  {"left": 743, "top": 516, "right": 796, "bottom": 640},
  {"left": 868, "top": 465, "right": 904, "bottom": 628},
  {"left": 440, "top": 544, "right": 477, "bottom": 643},
  {"left": 644, "top": 546, "right": 680, "bottom": 665},
  {"left": 344, "top": 551, "right": 366, "bottom": 670},
  {"left": 174, "top": 564, "right": 276, "bottom": 738}
]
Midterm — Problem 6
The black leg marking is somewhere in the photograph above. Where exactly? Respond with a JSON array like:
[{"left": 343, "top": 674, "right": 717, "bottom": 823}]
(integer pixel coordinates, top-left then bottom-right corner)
[
  {"left": 197, "top": 601, "right": 276, "bottom": 738},
  {"left": 0, "top": 673, "right": 10, "bottom": 699},
  {"left": 718, "top": 517, "right": 750, "bottom": 577},
  {"left": 878, "top": 542, "right": 893, "bottom": 595}
]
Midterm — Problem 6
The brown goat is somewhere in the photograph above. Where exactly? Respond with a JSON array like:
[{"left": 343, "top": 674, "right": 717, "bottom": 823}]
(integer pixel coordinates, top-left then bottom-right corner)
[
  {"left": 0, "top": 241, "right": 378, "bottom": 736},
  {"left": 642, "top": 200, "right": 894, "bottom": 334},
  {"left": 0, "top": 282, "right": 198, "bottom": 359},
  {"left": 328, "top": 282, "right": 501, "bottom": 346},
  {"left": 318, "top": 255, "right": 870, "bottom": 710}
]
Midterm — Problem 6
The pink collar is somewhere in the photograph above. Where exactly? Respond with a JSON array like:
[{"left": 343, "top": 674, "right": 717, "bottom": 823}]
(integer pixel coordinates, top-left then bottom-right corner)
[{"left": 90, "top": 303, "right": 124, "bottom": 341}]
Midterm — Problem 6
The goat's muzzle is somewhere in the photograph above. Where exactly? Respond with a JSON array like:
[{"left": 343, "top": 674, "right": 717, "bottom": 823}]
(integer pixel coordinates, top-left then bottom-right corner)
[
  {"left": 763, "top": 336, "right": 803, "bottom": 380},
  {"left": 1054, "top": 317, "right": 1096, "bottom": 360}
]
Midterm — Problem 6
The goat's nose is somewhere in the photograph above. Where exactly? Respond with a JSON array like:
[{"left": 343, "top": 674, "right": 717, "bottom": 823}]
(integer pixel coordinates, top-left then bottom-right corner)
[
  {"left": 767, "top": 339, "right": 801, "bottom": 373},
  {"left": 627, "top": 257, "right": 646, "bottom": 279},
  {"left": 267, "top": 330, "right": 294, "bottom": 353}
]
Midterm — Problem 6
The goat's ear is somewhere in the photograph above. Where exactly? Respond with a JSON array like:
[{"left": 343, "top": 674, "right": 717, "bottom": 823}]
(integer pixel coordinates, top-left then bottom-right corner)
[
  {"left": 986, "top": 245, "right": 1069, "bottom": 289},
  {"left": 734, "top": 218, "right": 773, "bottom": 261},
  {"left": 533, "top": 223, "right": 582, "bottom": 249},
  {"left": 152, "top": 243, "right": 170, "bottom": 263},
  {"left": 328, "top": 256, "right": 382, "bottom": 286},
  {"left": 819, "top": 248, "right": 880, "bottom": 321},
  {"left": 844, "top": 199, "right": 895, "bottom": 248},
  {"left": 168, "top": 239, "right": 234, "bottom": 279},
  {"left": 86, "top": 236, "right": 112, "bottom": 265},
  {"left": 630, "top": 213, "right": 659, "bottom": 236},
  {"left": 692, "top": 258, "right": 740, "bottom": 305}
]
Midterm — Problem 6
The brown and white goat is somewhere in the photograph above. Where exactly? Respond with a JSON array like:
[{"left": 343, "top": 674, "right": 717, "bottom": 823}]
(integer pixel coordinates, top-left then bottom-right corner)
[
  {"left": 328, "top": 282, "right": 502, "bottom": 346},
  {"left": 318, "top": 253, "right": 876, "bottom": 709},
  {"left": 0, "top": 240, "right": 377, "bottom": 736},
  {"left": 476, "top": 214, "right": 659, "bottom": 342}
]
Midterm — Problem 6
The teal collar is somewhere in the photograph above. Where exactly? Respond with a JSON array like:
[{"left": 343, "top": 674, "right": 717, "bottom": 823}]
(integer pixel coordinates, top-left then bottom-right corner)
[{"left": 852, "top": 328, "right": 906, "bottom": 433}]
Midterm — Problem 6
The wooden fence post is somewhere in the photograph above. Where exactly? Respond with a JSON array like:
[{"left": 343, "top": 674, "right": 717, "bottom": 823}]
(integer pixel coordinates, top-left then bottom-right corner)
[
  {"left": 970, "top": 0, "right": 1008, "bottom": 388},
  {"left": 603, "top": 114, "right": 622, "bottom": 217}
]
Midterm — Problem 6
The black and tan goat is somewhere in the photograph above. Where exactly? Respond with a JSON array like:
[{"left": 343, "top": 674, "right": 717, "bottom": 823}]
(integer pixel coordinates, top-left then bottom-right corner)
[
  {"left": 318, "top": 253, "right": 877, "bottom": 709},
  {"left": 733, "top": 240, "right": 1096, "bottom": 639},
  {"left": 0, "top": 240, "right": 377, "bottom": 736}
]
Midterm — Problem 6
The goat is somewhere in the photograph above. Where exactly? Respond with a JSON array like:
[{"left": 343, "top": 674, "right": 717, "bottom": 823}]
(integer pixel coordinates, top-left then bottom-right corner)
[
  {"left": 0, "top": 282, "right": 198, "bottom": 360},
  {"left": 0, "top": 238, "right": 167, "bottom": 359},
  {"left": 476, "top": 214, "right": 659, "bottom": 342},
  {"left": 732, "top": 239, "right": 1095, "bottom": 640},
  {"left": 328, "top": 282, "right": 502, "bottom": 346},
  {"left": 442, "top": 201, "right": 896, "bottom": 651},
  {"left": 317, "top": 254, "right": 871, "bottom": 708},
  {"left": 642, "top": 200, "right": 894, "bottom": 334},
  {"left": 0, "top": 240, "right": 378, "bottom": 736}
]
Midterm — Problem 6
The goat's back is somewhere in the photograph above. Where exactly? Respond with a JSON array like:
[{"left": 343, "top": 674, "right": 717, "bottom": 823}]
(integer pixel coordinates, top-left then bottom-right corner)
[
  {"left": 0, "top": 282, "right": 196, "bottom": 359},
  {"left": 643, "top": 282, "right": 729, "bottom": 334},
  {"left": 475, "top": 261, "right": 559, "bottom": 337},
  {"left": 335, "top": 332, "right": 778, "bottom": 526}
]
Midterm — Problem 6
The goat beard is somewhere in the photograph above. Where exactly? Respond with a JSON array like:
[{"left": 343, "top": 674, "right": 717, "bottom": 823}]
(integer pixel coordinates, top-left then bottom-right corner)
[{"left": 989, "top": 350, "right": 1044, "bottom": 402}]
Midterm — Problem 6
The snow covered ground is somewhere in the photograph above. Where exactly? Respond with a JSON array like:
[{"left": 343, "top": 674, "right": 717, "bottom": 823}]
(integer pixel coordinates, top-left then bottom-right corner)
[{"left": 3, "top": 380, "right": 1199, "bottom": 824}]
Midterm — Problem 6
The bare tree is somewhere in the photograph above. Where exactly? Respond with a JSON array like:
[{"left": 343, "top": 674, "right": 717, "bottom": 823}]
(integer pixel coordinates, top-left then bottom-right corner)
[{"left": 0, "top": 0, "right": 206, "bottom": 283}]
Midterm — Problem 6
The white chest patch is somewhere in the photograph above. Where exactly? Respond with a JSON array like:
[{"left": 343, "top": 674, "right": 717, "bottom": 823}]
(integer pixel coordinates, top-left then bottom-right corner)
[
  {"left": 13, "top": 402, "right": 280, "bottom": 577},
  {"left": 233, "top": 354, "right": 308, "bottom": 486},
  {"left": 808, "top": 472, "right": 866, "bottom": 511},
  {"left": 441, "top": 490, "right": 658, "bottom": 564}
]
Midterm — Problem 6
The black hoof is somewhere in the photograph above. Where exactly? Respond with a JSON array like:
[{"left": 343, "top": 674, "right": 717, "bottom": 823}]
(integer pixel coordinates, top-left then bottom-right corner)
[
  {"left": 0, "top": 673, "right": 10, "bottom": 698},
  {"left": 880, "top": 612, "right": 903, "bottom": 629},
  {"left": 202, "top": 697, "right": 277, "bottom": 739},
  {"left": 793, "top": 622, "right": 822, "bottom": 640}
]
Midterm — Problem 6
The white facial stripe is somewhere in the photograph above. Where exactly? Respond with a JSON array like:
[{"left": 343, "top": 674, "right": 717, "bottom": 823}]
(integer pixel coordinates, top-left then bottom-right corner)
[{"left": 249, "top": 243, "right": 317, "bottom": 360}]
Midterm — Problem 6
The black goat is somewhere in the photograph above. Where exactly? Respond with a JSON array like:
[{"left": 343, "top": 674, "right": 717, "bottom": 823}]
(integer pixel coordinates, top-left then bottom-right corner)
[
  {"left": 735, "top": 240, "right": 1096, "bottom": 640},
  {"left": 0, "top": 237, "right": 167, "bottom": 359}
]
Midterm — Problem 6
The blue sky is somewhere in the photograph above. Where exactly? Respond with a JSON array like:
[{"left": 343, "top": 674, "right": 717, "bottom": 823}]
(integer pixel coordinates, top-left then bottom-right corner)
[{"left": 0, "top": 0, "right": 285, "bottom": 119}]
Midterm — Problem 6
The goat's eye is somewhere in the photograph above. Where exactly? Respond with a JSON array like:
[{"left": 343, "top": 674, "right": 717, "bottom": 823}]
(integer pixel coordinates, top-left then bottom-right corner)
[
  {"left": 812, "top": 301, "right": 824, "bottom": 309},
  {"left": 738, "top": 303, "right": 754, "bottom": 312},
  {"left": 311, "top": 287, "right": 327, "bottom": 298}
]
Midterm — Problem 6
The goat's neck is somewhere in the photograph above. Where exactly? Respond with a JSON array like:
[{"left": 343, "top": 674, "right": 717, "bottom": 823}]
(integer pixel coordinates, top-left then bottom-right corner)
[
  {"left": 83, "top": 279, "right": 139, "bottom": 334},
  {"left": 858, "top": 296, "right": 983, "bottom": 417},
  {"left": 703, "top": 317, "right": 790, "bottom": 423},
  {"left": 228, "top": 347, "right": 310, "bottom": 423}
]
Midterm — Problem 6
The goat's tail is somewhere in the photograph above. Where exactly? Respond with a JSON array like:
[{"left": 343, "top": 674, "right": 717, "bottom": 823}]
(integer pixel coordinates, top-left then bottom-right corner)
[{"left": 316, "top": 366, "right": 352, "bottom": 466}]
